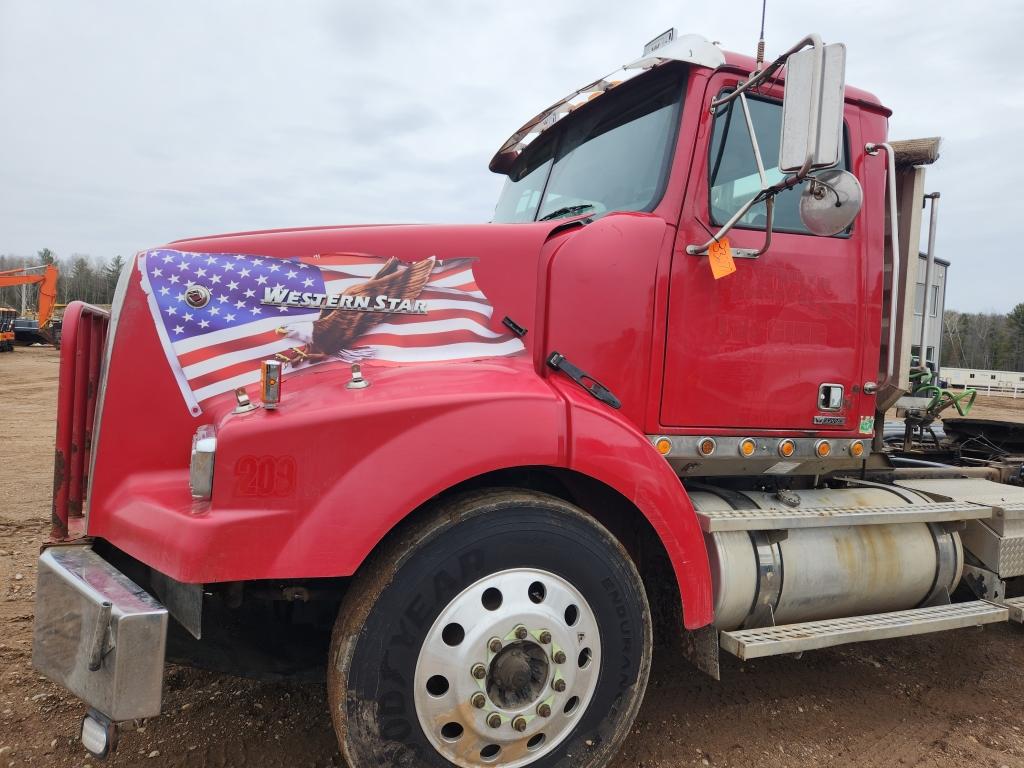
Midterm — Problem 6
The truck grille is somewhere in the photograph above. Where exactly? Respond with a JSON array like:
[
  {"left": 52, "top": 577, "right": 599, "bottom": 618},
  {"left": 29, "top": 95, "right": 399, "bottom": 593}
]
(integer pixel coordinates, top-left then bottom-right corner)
[{"left": 52, "top": 302, "right": 110, "bottom": 540}]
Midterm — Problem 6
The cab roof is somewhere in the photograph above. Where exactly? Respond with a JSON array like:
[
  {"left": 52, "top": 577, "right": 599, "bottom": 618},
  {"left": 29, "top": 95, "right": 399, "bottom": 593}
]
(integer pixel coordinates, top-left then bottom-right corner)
[{"left": 489, "top": 32, "right": 889, "bottom": 175}]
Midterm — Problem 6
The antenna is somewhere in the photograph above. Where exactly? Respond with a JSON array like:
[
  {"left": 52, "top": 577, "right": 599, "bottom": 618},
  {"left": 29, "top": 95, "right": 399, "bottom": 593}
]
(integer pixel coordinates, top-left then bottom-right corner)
[{"left": 755, "top": 0, "right": 767, "bottom": 72}]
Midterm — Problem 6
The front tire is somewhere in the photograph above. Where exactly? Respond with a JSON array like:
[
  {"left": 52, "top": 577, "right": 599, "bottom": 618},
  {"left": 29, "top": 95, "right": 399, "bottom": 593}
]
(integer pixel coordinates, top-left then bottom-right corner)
[{"left": 328, "top": 490, "right": 652, "bottom": 768}]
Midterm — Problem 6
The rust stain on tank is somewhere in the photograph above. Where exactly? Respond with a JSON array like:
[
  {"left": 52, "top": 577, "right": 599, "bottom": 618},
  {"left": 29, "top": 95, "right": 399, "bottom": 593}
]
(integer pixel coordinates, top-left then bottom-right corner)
[
  {"left": 862, "top": 525, "right": 902, "bottom": 591},
  {"left": 833, "top": 524, "right": 903, "bottom": 594}
]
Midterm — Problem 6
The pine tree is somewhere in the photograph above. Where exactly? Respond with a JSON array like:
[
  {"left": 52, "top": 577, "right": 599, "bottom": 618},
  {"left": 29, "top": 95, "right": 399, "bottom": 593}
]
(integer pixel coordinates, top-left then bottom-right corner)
[{"left": 102, "top": 256, "right": 125, "bottom": 302}]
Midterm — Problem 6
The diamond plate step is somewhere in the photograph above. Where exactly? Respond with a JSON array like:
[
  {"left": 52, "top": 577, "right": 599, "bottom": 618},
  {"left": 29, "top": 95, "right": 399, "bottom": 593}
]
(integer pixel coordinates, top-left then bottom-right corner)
[
  {"left": 1006, "top": 597, "right": 1024, "bottom": 623},
  {"left": 720, "top": 601, "right": 1009, "bottom": 660},
  {"left": 696, "top": 501, "right": 992, "bottom": 532}
]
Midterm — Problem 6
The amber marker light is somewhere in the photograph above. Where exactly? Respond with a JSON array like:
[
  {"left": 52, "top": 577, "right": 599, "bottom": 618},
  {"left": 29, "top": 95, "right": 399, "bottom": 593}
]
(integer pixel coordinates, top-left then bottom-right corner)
[
  {"left": 698, "top": 437, "right": 717, "bottom": 457},
  {"left": 261, "top": 359, "right": 282, "bottom": 410},
  {"left": 778, "top": 439, "right": 796, "bottom": 458},
  {"left": 815, "top": 440, "right": 832, "bottom": 458},
  {"left": 738, "top": 438, "right": 757, "bottom": 457},
  {"left": 849, "top": 440, "right": 865, "bottom": 458},
  {"left": 654, "top": 437, "right": 672, "bottom": 456}
]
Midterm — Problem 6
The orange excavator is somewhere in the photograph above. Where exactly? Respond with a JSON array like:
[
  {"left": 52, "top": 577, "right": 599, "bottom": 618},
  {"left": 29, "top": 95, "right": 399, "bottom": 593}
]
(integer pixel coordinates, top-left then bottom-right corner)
[{"left": 0, "top": 264, "right": 60, "bottom": 345}]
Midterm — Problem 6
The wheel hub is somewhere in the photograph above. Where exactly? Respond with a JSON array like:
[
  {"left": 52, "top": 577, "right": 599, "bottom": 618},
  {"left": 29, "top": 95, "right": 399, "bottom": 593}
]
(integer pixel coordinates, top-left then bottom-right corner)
[
  {"left": 413, "top": 568, "right": 601, "bottom": 767},
  {"left": 487, "top": 641, "right": 549, "bottom": 710}
]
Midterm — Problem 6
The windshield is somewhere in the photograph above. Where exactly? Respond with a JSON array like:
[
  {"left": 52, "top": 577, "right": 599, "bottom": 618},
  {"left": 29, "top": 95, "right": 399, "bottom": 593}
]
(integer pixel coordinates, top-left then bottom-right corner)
[{"left": 492, "top": 68, "right": 685, "bottom": 223}]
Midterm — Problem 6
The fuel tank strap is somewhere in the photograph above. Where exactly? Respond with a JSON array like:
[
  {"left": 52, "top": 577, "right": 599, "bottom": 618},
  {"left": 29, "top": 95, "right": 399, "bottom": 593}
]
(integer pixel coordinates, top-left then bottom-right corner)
[
  {"left": 920, "top": 522, "right": 961, "bottom": 608},
  {"left": 687, "top": 485, "right": 784, "bottom": 628},
  {"left": 744, "top": 532, "right": 783, "bottom": 629}
]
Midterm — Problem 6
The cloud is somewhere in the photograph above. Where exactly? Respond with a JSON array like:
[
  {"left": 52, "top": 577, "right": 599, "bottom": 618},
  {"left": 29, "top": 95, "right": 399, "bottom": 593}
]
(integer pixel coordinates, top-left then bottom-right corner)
[{"left": 0, "top": 0, "right": 1020, "bottom": 311}]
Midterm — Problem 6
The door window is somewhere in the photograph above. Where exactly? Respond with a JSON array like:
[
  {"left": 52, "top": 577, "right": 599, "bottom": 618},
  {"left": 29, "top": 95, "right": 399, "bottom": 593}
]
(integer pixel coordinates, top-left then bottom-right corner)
[{"left": 707, "top": 92, "right": 849, "bottom": 235}]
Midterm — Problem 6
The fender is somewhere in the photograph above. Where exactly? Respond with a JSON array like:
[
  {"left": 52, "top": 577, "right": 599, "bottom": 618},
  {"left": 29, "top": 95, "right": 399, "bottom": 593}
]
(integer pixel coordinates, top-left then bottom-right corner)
[
  {"left": 97, "top": 359, "right": 713, "bottom": 629},
  {"left": 553, "top": 380, "right": 713, "bottom": 630}
]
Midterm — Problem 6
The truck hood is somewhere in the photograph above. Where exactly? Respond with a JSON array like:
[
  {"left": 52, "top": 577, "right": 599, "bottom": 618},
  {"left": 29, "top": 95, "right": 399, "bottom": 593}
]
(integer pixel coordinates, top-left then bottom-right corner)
[
  {"left": 84, "top": 219, "right": 579, "bottom": 539},
  {"left": 145, "top": 220, "right": 574, "bottom": 416}
]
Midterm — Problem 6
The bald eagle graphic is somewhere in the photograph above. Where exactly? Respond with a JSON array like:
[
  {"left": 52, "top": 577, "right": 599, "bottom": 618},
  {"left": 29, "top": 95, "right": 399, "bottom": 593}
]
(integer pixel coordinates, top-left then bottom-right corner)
[{"left": 275, "top": 255, "right": 436, "bottom": 365}]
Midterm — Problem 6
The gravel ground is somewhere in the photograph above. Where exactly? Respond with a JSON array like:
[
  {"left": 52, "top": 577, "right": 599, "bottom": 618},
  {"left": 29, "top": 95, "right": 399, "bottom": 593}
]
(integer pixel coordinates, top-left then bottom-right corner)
[{"left": 2, "top": 346, "right": 1024, "bottom": 768}]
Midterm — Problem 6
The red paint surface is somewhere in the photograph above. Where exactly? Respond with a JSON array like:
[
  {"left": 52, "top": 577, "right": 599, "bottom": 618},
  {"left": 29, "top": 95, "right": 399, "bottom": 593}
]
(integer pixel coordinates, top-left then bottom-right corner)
[
  {"left": 661, "top": 65, "right": 888, "bottom": 434},
  {"left": 77, "top": 51, "right": 891, "bottom": 632}
]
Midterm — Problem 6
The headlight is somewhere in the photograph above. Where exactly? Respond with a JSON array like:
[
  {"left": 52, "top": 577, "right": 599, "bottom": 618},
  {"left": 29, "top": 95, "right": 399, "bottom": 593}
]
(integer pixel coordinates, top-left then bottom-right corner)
[{"left": 189, "top": 425, "right": 217, "bottom": 500}]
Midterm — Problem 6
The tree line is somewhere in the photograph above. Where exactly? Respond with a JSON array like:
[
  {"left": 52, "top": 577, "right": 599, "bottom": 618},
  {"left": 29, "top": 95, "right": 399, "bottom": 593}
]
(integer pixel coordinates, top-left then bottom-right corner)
[
  {"left": 0, "top": 249, "right": 124, "bottom": 312},
  {"left": 942, "top": 306, "right": 1024, "bottom": 372}
]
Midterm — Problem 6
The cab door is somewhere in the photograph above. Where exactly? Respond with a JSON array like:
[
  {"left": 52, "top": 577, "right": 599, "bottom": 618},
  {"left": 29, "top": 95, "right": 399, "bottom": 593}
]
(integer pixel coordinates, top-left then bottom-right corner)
[{"left": 660, "top": 70, "right": 870, "bottom": 432}]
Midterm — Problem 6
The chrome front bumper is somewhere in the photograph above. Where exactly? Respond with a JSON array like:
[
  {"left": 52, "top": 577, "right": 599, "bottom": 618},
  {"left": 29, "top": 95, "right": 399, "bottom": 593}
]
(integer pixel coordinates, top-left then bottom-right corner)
[{"left": 32, "top": 545, "right": 168, "bottom": 721}]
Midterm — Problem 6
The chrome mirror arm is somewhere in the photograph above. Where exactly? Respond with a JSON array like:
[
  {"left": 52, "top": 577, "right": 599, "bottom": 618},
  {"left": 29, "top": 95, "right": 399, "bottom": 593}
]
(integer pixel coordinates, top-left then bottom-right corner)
[
  {"left": 687, "top": 91, "right": 777, "bottom": 259},
  {"left": 739, "top": 92, "right": 769, "bottom": 189},
  {"left": 709, "top": 33, "right": 823, "bottom": 110},
  {"left": 687, "top": 34, "right": 824, "bottom": 259},
  {"left": 687, "top": 195, "right": 775, "bottom": 259}
]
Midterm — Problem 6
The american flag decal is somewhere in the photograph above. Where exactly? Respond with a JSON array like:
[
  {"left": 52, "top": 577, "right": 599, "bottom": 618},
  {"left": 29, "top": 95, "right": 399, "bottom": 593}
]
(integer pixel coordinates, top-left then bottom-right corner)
[{"left": 138, "top": 249, "right": 526, "bottom": 415}]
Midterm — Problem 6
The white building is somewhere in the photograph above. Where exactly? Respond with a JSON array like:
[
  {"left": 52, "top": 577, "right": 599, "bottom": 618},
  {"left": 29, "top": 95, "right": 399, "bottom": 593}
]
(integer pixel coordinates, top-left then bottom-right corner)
[
  {"left": 943, "top": 367, "right": 1024, "bottom": 392},
  {"left": 910, "top": 254, "right": 949, "bottom": 370}
]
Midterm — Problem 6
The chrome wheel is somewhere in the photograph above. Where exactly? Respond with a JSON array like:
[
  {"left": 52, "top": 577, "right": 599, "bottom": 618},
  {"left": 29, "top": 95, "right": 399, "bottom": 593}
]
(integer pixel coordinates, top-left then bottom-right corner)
[
  {"left": 330, "top": 491, "right": 651, "bottom": 768},
  {"left": 414, "top": 568, "right": 601, "bottom": 767}
]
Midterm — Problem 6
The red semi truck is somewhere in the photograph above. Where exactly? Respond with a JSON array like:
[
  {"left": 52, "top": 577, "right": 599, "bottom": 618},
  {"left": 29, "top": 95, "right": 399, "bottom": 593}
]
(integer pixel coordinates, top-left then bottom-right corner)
[{"left": 32, "top": 30, "right": 1024, "bottom": 768}]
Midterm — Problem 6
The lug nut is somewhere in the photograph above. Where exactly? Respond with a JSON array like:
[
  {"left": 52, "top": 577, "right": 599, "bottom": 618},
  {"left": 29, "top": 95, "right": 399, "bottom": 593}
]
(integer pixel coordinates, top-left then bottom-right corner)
[
  {"left": 514, "top": 625, "right": 529, "bottom": 640},
  {"left": 471, "top": 692, "right": 487, "bottom": 709},
  {"left": 552, "top": 650, "right": 567, "bottom": 664},
  {"left": 512, "top": 716, "right": 528, "bottom": 732},
  {"left": 538, "top": 630, "right": 552, "bottom": 644},
  {"left": 487, "top": 713, "right": 502, "bottom": 729},
  {"left": 488, "top": 637, "right": 503, "bottom": 653},
  {"left": 537, "top": 703, "right": 552, "bottom": 718},
  {"left": 472, "top": 663, "right": 487, "bottom": 680},
  {"left": 552, "top": 678, "right": 566, "bottom": 692}
]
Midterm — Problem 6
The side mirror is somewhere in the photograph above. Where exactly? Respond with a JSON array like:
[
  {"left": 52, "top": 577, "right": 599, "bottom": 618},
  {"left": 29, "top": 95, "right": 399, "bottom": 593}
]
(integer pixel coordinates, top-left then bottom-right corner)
[
  {"left": 779, "top": 43, "right": 847, "bottom": 175},
  {"left": 686, "top": 34, "right": 850, "bottom": 258},
  {"left": 799, "top": 169, "right": 863, "bottom": 236}
]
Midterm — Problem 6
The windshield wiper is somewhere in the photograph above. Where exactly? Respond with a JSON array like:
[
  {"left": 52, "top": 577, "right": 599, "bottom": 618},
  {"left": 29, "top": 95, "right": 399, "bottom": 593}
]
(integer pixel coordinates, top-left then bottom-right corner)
[{"left": 538, "top": 204, "right": 595, "bottom": 222}]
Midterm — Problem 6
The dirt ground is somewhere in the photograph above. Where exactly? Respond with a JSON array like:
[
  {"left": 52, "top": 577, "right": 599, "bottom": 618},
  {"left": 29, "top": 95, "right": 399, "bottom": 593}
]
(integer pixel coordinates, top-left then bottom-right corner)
[
  {"left": 948, "top": 397, "right": 1024, "bottom": 422},
  {"left": 2, "top": 346, "right": 1024, "bottom": 768}
]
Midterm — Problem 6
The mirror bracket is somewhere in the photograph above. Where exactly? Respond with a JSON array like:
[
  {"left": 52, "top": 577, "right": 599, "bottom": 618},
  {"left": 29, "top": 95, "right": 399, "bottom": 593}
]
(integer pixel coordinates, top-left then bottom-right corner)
[
  {"left": 686, "top": 33, "right": 827, "bottom": 259},
  {"left": 686, "top": 195, "right": 774, "bottom": 258},
  {"left": 687, "top": 89, "right": 778, "bottom": 258}
]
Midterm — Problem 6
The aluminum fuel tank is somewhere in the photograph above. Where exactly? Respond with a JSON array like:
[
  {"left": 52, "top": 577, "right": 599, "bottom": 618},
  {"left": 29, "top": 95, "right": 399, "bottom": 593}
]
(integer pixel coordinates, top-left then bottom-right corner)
[{"left": 693, "top": 486, "right": 964, "bottom": 631}]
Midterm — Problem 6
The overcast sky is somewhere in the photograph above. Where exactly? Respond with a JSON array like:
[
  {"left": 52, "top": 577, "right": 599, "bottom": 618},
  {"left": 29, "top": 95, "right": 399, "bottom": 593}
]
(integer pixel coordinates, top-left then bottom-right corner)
[{"left": 1, "top": 1, "right": 1021, "bottom": 312}]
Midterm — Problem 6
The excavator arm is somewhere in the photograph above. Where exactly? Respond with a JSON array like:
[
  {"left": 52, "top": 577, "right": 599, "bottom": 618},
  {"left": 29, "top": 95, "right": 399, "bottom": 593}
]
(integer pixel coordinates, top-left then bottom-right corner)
[{"left": 0, "top": 264, "right": 59, "bottom": 329}]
